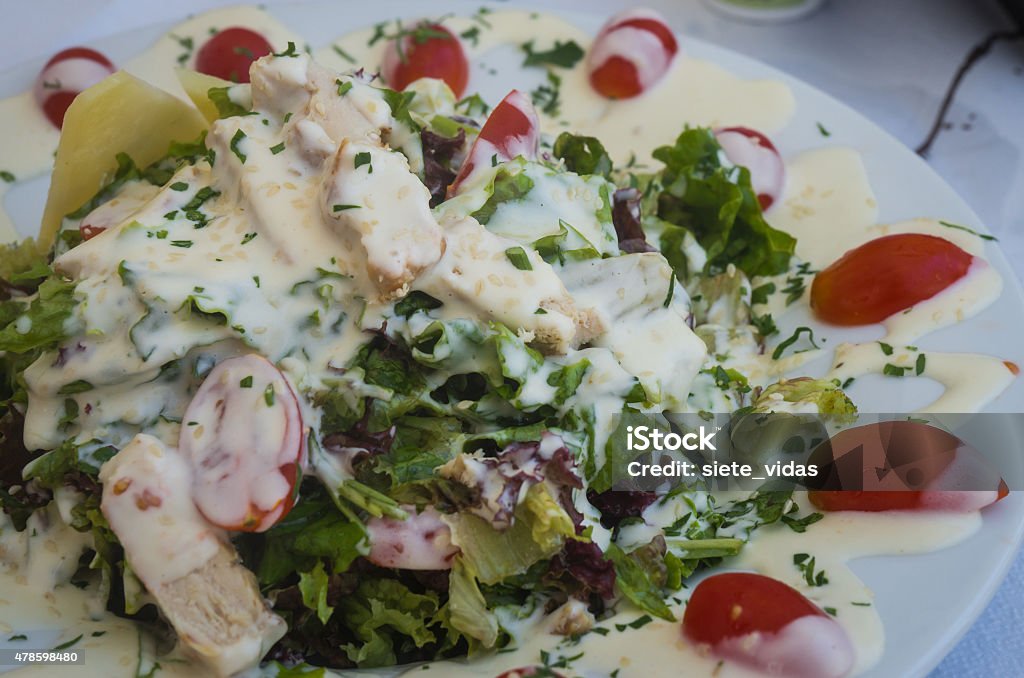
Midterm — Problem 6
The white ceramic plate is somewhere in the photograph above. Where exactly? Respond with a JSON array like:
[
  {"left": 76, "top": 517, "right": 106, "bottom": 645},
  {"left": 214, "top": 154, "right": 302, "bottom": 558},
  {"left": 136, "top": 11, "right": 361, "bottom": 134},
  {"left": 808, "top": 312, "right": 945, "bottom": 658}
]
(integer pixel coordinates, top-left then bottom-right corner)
[{"left": 2, "top": 2, "right": 1022, "bottom": 676}]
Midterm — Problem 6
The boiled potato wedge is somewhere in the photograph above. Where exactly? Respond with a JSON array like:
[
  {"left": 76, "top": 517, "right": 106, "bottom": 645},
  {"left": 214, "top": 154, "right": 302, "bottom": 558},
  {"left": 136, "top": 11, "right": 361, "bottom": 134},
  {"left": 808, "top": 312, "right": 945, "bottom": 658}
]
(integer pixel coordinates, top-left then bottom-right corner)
[
  {"left": 40, "top": 71, "right": 207, "bottom": 249},
  {"left": 176, "top": 68, "right": 233, "bottom": 125}
]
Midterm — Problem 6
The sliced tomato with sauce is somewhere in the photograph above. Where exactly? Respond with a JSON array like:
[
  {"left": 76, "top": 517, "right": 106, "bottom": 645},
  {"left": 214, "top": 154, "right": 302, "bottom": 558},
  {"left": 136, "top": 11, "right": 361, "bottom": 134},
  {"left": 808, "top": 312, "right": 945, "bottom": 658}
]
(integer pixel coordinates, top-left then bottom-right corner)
[
  {"left": 381, "top": 23, "right": 469, "bottom": 98},
  {"left": 807, "top": 420, "right": 1009, "bottom": 512},
  {"left": 810, "top": 233, "right": 974, "bottom": 325},
  {"left": 587, "top": 9, "right": 679, "bottom": 100},
  {"left": 448, "top": 89, "right": 539, "bottom": 196},
  {"left": 715, "top": 126, "right": 785, "bottom": 210},
  {"left": 34, "top": 47, "right": 116, "bottom": 128},
  {"left": 195, "top": 27, "right": 273, "bottom": 83},
  {"left": 683, "top": 572, "right": 854, "bottom": 678},
  {"left": 179, "top": 354, "right": 305, "bottom": 532},
  {"left": 495, "top": 669, "right": 565, "bottom": 678}
]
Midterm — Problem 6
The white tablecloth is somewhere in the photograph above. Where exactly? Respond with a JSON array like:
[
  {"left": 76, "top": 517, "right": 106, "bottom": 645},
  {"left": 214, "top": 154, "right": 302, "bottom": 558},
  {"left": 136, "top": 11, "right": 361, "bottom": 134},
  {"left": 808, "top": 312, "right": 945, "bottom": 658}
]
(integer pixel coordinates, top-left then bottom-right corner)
[{"left": 2, "top": 0, "right": 1022, "bottom": 675}]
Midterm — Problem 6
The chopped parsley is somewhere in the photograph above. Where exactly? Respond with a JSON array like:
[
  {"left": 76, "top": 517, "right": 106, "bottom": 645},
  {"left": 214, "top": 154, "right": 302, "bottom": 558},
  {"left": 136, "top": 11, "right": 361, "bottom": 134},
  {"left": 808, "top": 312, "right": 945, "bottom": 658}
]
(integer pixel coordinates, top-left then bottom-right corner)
[
  {"left": 530, "top": 70, "right": 563, "bottom": 116},
  {"left": 169, "top": 181, "right": 189, "bottom": 191},
  {"left": 793, "top": 553, "right": 828, "bottom": 587},
  {"left": 460, "top": 26, "right": 481, "bottom": 47},
  {"left": 916, "top": 353, "right": 927, "bottom": 375},
  {"left": 939, "top": 220, "right": 997, "bottom": 241},
  {"left": 229, "top": 129, "right": 248, "bottom": 164},
  {"left": 332, "top": 44, "right": 355, "bottom": 63},
  {"left": 332, "top": 204, "right": 360, "bottom": 212},
  {"left": 772, "top": 326, "right": 819, "bottom": 360},
  {"left": 239, "top": 375, "right": 253, "bottom": 388},
  {"left": 752, "top": 312, "right": 778, "bottom": 338},
  {"left": 336, "top": 79, "right": 353, "bottom": 96},
  {"left": 354, "top": 151, "right": 372, "bottom": 172},
  {"left": 272, "top": 42, "right": 300, "bottom": 57},
  {"left": 817, "top": 122, "right": 831, "bottom": 137},
  {"left": 615, "top": 614, "right": 654, "bottom": 632},
  {"left": 883, "top": 363, "right": 910, "bottom": 377},
  {"left": 269, "top": 142, "right": 286, "bottom": 155},
  {"left": 751, "top": 282, "right": 776, "bottom": 305},
  {"left": 878, "top": 341, "right": 894, "bottom": 356},
  {"left": 170, "top": 240, "right": 193, "bottom": 248},
  {"left": 521, "top": 39, "right": 585, "bottom": 68},
  {"left": 505, "top": 246, "right": 533, "bottom": 271},
  {"left": 1, "top": 170, "right": 16, "bottom": 183},
  {"left": 264, "top": 384, "right": 276, "bottom": 406},
  {"left": 241, "top": 232, "right": 257, "bottom": 245}
]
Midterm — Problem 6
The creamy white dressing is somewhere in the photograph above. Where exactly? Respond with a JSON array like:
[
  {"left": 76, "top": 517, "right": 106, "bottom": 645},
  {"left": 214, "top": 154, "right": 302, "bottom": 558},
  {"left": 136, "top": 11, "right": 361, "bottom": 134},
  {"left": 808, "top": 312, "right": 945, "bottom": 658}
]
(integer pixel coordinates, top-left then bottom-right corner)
[{"left": 0, "top": 4, "right": 1017, "bottom": 678}]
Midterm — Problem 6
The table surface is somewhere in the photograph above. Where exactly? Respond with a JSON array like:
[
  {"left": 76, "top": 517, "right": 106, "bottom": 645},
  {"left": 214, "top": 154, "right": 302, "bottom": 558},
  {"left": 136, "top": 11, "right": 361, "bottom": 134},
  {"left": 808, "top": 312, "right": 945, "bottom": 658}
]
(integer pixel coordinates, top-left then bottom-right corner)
[{"left": 2, "top": 0, "right": 1022, "bottom": 675}]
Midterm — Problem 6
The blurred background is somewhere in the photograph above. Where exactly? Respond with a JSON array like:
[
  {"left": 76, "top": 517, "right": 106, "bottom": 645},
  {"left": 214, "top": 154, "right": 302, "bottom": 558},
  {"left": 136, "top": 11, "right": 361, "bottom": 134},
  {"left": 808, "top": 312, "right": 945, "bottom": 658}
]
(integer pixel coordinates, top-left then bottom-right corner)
[{"left": 1, "top": 0, "right": 1022, "bottom": 675}]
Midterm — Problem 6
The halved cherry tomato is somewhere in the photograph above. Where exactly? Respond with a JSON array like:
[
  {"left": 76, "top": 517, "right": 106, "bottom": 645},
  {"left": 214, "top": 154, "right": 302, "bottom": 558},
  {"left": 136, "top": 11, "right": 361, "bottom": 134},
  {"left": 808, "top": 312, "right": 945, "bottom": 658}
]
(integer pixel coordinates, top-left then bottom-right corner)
[
  {"left": 587, "top": 9, "right": 679, "bottom": 100},
  {"left": 810, "top": 234, "right": 973, "bottom": 325},
  {"left": 179, "top": 354, "right": 305, "bottom": 532},
  {"left": 495, "top": 669, "right": 565, "bottom": 678},
  {"left": 195, "top": 27, "right": 273, "bottom": 83},
  {"left": 448, "top": 90, "right": 539, "bottom": 196},
  {"left": 807, "top": 420, "right": 1009, "bottom": 512},
  {"left": 34, "top": 47, "right": 115, "bottom": 128},
  {"left": 715, "top": 126, "right": 785, "bottom": 210},
  {"left": 80, "top": 224, "right": 106, "bottom": 241},
  {"left": 683, "top": 572, "right": 854, "bottom": 678},
  {"left": 381, "top": 23, "right": 469, "bottom": 98}
]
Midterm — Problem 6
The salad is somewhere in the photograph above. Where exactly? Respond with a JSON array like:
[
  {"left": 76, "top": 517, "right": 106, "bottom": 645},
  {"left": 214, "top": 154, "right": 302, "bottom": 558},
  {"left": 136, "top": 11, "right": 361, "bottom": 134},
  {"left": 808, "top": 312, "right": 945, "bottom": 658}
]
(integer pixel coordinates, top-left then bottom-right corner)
[{"left": 0, "top": 6, "right": 1015, "bottom": 678}]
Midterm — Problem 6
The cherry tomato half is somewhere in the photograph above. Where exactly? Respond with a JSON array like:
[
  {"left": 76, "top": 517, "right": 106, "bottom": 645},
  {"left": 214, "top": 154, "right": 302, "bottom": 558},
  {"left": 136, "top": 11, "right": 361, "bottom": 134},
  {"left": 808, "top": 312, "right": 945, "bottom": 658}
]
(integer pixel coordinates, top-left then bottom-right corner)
[
  {"left": 381, "top": 23, "right": 469, "bottom": 98},
  {"left": 179, "top": 354, "right": 305, "bottom": 532},
  {"left": 448, "top": 89, "right": 539, "bottom": 195},
  {"left": 807, "top": 420, "right": 1009, "bottom": 512},
  {"left": 810, "top": 233, "right": 973, "bottom": 325},
  {"left": 195, "top": 27, "right": 273, "bottom": 83},
  {"left": 683, "top": 572, "right": 854, "bottom": 678},
  {"left": 587, "top": 9, "right": 679, "bottom": 100},
  {"left": 715, "top": 126, "right": 785, "bottom": 210},
  {"left": 34, "top": 47, "right": 115, "bottom": 129}
]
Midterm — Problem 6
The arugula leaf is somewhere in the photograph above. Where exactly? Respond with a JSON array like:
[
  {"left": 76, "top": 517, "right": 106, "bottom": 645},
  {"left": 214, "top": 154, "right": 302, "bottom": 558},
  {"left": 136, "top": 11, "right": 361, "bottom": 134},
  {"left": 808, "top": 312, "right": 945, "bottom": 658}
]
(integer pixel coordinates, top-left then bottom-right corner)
[
  {"left": 552, "top": 132, "right": 613, "bottom": 179},
  {"left": 653, "top": 128, "right": 795, "bottom": 277}
]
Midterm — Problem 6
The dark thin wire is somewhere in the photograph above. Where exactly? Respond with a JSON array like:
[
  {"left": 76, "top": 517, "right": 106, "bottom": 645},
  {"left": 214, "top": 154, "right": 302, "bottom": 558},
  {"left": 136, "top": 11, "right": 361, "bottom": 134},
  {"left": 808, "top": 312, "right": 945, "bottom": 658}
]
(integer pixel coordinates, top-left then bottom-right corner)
[{"left": 916, "top": 29, "right": 1024, "bottom": 157}]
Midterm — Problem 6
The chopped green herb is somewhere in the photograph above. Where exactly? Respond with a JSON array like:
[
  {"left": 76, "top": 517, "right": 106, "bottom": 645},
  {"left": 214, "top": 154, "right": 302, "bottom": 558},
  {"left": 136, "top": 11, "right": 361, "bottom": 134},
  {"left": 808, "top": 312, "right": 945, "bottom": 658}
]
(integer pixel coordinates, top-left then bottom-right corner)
[
  {"left": 52, "top": 634, "right": 83, "bottom": 651},
  {"left": 241, "top": 232, "right": 257, "bottom": 245},
  {"left": 916, "top": 353, "right": 927, "bottom": 375},
  {"left": 170, "top": 240, "right": 193, "bottom": 248},
  {"left": 332, "top": 204, "right": 360, "bottom": 212},
  {"left": 825, "top": 606, "right": 838, "bottom": 616},
  {"left": 269, "top": 142, "right": 286, "bottom": 155},
  {"left": 169, "top": 181, "right": 189, "bottom": 191},
  {"left": 354, "top": 151, "right": 372, "bottom": 172},
  {"left": 752, "top": 312, "right": 778, "bottom": 338},
  {"left": 521, "top": 39, "right": 585, "bottom": 68},
  {"left": 239, "top": 375, "right": 253, "bottom": 388},
  {"left": 751, "top": 282, "right": 776, "bottom": 305},
  {"left": 793, "top": 553, "right": 828, "bottom": 587},
  {"left": 939, "top": 220, "right": 997, "bottom": 241},
  {"left": 772, "top": 326, "right": 819, "bottom": 360},
  {"left": 460, "top": 26, "right": 481, "bottom": 46},
  {"left": 879, "top": 342, "right": 894, "bottom": 355},
  {"left": 336, "top": 79, "right": 353, "bottom": 96},
  {"left": 1, "top": 170, "right": 16, "bottom": 183},
  {"left": 229, "top": 129, "right": 248, "bottom": 164},
  {"left": 817, "top": 122, "right": 831, "bottom": 137},
  {"left": 272, "top": 42, "right": 299, "bottom": 57},
  {"left": 530, "top": 70, "right": 563, "bottom": 116},
  {"left": 264, "top": 384, "right": 276, "bottom": 406},
  {"left": 252, "top": 275, "right": 261, "bottom": 288},
  {"left": 883, "top": 363, "right": 910, "bottom": 377},
  {"left": 7, "top": 634, "right": 27, "bottom": 641},
  {"left": 332, "top": 44, "right": 355, "bottom": 63},
  {"left": 505, "top": 246, "right": 533, "bottom": 271}
]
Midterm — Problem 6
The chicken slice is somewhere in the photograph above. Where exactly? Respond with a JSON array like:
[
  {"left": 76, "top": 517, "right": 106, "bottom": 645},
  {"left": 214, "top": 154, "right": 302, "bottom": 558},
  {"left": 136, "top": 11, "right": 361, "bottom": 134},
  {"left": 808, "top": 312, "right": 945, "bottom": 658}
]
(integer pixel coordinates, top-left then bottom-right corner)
[
  {"left": 99, "top": 434, "right": 285, "bottom": 676},
  {"left": 323, "top": 139, "right": 445, "bottom": 299},
  {"left": 416, "top": 216, "right": 582, "bottom": 355}
]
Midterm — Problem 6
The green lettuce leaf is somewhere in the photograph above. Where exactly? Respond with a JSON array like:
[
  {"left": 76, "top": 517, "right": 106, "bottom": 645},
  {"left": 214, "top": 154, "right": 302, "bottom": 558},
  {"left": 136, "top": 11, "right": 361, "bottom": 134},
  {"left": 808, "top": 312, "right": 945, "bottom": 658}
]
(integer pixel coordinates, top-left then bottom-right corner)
[
  {"left": 446, "top": 484, "right": 575, "bottom": 584},
  {"left": 653, "top": 128, "right": 795, "bottom": 277},
  {"left": 552, "top": 132, "right": 612, "bottom": 179},
  {"left": 605, "top": 542, "right": 675, "bottom": 621},
  {"left": 446, "top": 558, "right": 499, "bottom": 647},
  {"left": 0, "top": 277, "right": 78, "bottom": 353},
  {"left": 471, "top": 168, "right": 535, "bottom": 225},
  {"left": 298, "top": 560, "right": 335, "bottom": 625},
  {"left": 339, "top": 579, "right": 442, "bottom": 667}
]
